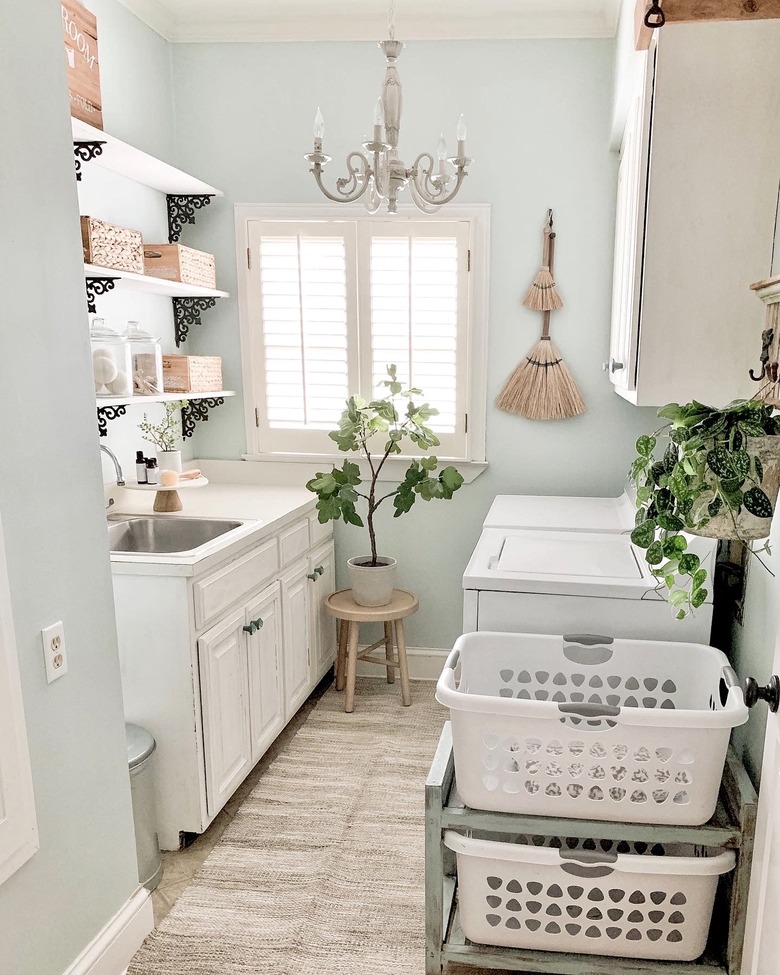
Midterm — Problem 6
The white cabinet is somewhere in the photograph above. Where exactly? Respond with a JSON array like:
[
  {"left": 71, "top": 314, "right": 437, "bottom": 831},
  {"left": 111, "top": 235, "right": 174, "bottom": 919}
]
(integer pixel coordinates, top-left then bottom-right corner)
[
  {"left": 113, "top": 508, "right": 335, "bottom": 848},
  {"left": 199, "top": 607, "right": 252, "bottom": 817},
  {"left": 608, "top": 22, "right": 780, "bottom": 407},
  {"left": 280, "top": 560, "right": 312, "bottom": 721}
]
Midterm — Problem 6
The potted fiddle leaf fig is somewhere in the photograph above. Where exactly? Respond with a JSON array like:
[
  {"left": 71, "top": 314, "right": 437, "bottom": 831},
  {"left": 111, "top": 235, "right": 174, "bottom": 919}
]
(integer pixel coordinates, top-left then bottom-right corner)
[
  {"left": 306, "top": 365, "right": 465, "bottom": 607},
  {"left": 630, "top": 397, "right": 780, "bottom": 618}
]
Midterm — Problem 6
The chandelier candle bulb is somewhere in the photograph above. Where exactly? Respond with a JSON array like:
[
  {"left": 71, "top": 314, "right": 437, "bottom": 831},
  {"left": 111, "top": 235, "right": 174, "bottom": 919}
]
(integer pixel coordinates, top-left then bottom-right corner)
[
  {"left": 457, "top": 114, "right": 467, "bottom": 158},
  {"left": 373, "top": 97, "right": 384, "bottom": 143},
  {"left": 437, "top": 135, "right": 447, "bottom": 177},
  {"left": 313, "top": 107, "right": 325, "bottom": 150}
]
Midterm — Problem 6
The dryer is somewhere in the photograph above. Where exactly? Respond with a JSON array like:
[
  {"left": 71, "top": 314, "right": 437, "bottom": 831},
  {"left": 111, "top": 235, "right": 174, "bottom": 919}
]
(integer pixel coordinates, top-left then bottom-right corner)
[{"left": 463, "top": 492, "right": 716, "bottom": 644}]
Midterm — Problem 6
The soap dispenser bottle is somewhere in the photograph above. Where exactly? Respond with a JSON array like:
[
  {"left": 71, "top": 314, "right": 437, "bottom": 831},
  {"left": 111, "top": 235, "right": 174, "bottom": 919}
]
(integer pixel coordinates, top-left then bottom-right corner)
[{"left": 136, "top": 451, "right": 148, "bottom": 484}]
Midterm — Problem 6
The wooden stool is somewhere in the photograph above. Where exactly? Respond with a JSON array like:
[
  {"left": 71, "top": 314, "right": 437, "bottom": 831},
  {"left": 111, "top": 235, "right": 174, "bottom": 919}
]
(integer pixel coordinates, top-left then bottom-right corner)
[{"left": 324, "top": 589, "right": 419, "bottom": 713}]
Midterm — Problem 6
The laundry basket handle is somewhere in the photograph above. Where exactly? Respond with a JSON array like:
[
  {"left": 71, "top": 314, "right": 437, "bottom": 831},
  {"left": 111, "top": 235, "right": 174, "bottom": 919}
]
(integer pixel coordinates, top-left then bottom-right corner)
[
  {"left": 557, "top": 702, "right": 621, "bottom": 719},
  {"left": 559, "top": 848, "right": 617, "bottom": 877}
]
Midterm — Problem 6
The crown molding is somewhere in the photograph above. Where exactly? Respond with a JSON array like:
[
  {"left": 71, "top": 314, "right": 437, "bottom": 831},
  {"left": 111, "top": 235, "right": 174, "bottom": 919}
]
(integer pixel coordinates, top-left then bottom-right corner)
[{"left": 117, "top": 1, "right": 621, "bottom": 43}]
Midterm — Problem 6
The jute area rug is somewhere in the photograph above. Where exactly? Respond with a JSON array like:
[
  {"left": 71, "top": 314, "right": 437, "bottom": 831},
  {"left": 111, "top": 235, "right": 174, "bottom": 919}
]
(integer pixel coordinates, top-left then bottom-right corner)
[{"left": 129, "top": 678, "right": 449, "bottom": 975}]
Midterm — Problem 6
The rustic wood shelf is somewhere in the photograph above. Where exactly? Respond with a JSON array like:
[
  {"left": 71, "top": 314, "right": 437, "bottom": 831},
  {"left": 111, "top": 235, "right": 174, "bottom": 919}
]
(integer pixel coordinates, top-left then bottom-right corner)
[
  {"left": 425, "top": 723, "right": 757, "bottom": 975},
  {"left": 72, "top": 118, "right": 222, "bottom": 196}
]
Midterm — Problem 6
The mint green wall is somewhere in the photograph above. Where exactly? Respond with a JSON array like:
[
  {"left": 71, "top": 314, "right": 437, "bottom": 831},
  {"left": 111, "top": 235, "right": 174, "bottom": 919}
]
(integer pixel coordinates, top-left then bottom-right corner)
[
  {"left": 170, "top": 38, "right": 658, "bottom": 648},
  {"left": 0, "top": 2, "right": 171, "bottom": 972}
]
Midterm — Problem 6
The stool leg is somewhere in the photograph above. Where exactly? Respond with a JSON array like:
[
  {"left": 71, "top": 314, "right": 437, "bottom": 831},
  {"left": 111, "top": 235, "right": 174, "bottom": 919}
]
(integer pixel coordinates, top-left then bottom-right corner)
[
  {"left": 335, "top": 618, "right": 348, "bottom": 692},
  {"left": 344, "top": 621, "right": 359, "bottom": 713},
  {"left": 384, "top": 621, "right": 395, "bottom": 684},
  {"left": 394, "top": 618, "right": 412, "bottom": 707}
]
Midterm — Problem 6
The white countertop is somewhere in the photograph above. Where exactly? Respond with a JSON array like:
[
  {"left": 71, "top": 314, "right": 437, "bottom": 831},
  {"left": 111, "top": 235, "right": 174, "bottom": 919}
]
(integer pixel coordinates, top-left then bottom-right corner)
[{"left": 108, "top": 482, "right": 317, "bottom": 575}]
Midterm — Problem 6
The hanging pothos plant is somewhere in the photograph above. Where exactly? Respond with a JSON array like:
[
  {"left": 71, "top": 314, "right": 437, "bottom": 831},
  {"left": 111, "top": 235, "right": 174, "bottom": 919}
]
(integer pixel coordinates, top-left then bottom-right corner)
[{"left": 630, "top": 398, "right": 780, "bottom": 618}]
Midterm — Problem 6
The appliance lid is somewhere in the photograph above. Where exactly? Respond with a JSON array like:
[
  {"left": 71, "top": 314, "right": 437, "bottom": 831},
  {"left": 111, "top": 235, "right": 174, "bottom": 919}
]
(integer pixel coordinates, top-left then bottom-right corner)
[
  {"left": 496, "top": 533, "right": 642, "bottom": 579},
  {"left": 482, "top": 491, "right": 635, "bottom": 532}
]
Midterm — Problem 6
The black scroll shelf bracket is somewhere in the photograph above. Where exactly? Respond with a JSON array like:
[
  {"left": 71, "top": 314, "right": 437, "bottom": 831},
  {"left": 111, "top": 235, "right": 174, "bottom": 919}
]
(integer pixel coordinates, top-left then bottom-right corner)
[
  {"left": 85, "top": 277, "right": 118, "bottom": 314},
  {"left": 73, "top": 140, "right": 106, "bottom": 181},
  {"left": 167, "top": 194, "right": 214, "bottom": 243},
  {"left": 173, "top": 296, "right": 218, "bottom": 347},
  {"left": 180, "top": 397, "right": 226, "bottom": 438},
  {"left": 97, "top": 405, "right": 128, "bottom": 437}
]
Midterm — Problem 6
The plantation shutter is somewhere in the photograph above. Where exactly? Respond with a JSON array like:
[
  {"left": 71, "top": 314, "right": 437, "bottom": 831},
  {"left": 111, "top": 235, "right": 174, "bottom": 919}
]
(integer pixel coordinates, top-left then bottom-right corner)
[
  {"left": 248, "top": 221, "right": 359, "bottom": 453},
  {"left": 248, "top": 217, "right": 470, "bottom": 458},
  {"left": 359, "top": 221, "right": 470, "bottom": 457}
]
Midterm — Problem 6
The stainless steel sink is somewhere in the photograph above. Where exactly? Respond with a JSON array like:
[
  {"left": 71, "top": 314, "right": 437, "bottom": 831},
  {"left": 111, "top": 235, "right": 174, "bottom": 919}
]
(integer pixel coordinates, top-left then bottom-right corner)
[{"left": 108, "top": 516, "right": 244, "bottom": 554}]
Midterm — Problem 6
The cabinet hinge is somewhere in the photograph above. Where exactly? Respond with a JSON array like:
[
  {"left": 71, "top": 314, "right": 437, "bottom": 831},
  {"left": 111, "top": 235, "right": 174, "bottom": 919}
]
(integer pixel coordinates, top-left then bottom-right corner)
[
  {"left": 464, "top": 413, "right": 469, "bottom": 433},
  {"left": 467, "top": 248, "right": 471, "bottom": 272},
  {"left": 255, "top": 407, "right": 260, "bottom": 428},
  {"left": 246, "top": 247, "right": 252, "bottom": 270}
]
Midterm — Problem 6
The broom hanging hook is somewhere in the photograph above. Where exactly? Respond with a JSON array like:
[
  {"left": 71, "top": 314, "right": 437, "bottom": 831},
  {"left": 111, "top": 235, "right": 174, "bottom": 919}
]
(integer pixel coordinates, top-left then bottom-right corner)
[{"left": 644, "top": 1, "right": 665, "bottom": 29}]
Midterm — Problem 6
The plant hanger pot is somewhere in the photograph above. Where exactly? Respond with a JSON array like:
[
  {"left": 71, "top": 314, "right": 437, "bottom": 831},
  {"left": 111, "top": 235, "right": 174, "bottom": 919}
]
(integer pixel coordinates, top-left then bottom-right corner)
[
  {"left": 690, "top": 435, "right": 780, "bottom": 540},
  {"left": 347, "top": 556, "right": 397, "bottom": 607}
]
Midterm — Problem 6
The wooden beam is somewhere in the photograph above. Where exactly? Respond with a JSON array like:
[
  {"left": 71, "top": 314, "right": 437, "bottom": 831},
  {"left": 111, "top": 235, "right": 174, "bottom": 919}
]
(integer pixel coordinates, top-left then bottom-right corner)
[{"left": 635, "top": 0, "right": 780, "bottom": 50}]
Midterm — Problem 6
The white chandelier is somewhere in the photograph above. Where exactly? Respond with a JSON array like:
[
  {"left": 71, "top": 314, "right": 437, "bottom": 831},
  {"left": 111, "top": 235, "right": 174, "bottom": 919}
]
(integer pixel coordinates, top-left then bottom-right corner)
[{"left": 304, "top": 2, "right": 471, "bottom": 214}]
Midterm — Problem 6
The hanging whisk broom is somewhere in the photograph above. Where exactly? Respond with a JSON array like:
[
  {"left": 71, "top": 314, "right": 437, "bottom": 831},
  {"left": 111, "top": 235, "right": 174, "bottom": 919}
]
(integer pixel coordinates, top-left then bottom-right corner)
[
  {"left": 496, "top": 210, "right": 586, "bottom": 420},
  {"left": 522, "top": 210, "right": 563, "bottom": 311}
]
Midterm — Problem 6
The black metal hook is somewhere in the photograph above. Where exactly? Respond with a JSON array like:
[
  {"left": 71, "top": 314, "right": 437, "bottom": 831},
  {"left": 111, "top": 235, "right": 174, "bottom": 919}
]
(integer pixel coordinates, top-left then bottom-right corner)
[
  {"left": 644, "top": 1, "right": 665, "bottom": 28},
  {"left": 749, "top": 327, "right": 775, "bottom": 382}
]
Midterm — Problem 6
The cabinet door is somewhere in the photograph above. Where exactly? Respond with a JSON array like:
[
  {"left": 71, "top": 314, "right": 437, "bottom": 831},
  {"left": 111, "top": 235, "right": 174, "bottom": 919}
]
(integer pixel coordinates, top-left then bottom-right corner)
[
  {"left": 309, "top": 540, "right": 336, "bottom": 679},
  {"left": 280, "top": 560, "right": 311, "bottom": 721},
  {"left": 608, "top": 46, "right": 654, "bottom": 397},
  {"left": 198, "top": 608, "right": 252, "bottom": 817},
  {"left": 245, "top": 582, "right": 284, "bottom": 764}
]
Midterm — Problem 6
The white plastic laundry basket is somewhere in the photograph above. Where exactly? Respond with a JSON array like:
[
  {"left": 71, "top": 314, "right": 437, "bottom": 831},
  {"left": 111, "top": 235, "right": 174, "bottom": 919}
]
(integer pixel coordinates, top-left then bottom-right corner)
[
  {"left": 436, "top": 632, "right": 748, "bottom": 824},
  {"left": 444, "top": 830, "right": 735, "bottom": 961}
]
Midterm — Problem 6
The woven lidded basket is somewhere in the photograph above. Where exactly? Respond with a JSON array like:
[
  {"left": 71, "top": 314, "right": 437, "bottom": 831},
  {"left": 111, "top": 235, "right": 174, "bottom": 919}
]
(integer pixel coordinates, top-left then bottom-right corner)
[
  {"left": 81, "top": 215, "right": 143, "bottom": 274},
  {"left": 143, "top": 244, "right": 216, "bottom": 289}
]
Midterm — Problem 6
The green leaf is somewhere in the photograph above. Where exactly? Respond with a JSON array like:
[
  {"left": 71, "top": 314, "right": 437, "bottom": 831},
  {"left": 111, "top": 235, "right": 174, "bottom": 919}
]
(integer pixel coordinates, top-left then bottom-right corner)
[
  {"left": 664, "top": 574, "right": 676, "bottom": 589},
  {"left": 755, "top": 455, "right": 765, "bottom": 483},
  {"left": 636, "top": 435, "right": 657, "bottom": 457},
  {"left": 646, "top": 540, "right": 664, "bottom": 565},
  {"left": 731, "top": 450, "right": 750, "bottom": 479},
  {"left": 663, "top": 444, "right": 678, "bottom": 473},
  {"left": 636, "top": 486, "right": 652, "bottom": 503},
  {"left": 743, "top": 486, "right": 773, "bottom": 519},
  {"left": 669, "top": 589, "right": 688, "bottom": 607},
  {"left": 440, "top": 466, "right": 465, "bottom": 493},
  {"left": 708, "top": 497, "right": 723, "bottom": 518},
  {"left": 692, "top": 569, "right": 707, "bottom": 590},
  {"left": 630, "top": 520, "right": 656, "bottom": 549},
  {"left": 706, "top": 446, "right": 734, "bottom": 478},
  {"left": 657, "top": 403, "right": 683, "bottom": 422},
  {"left": 678, "top": 553, "right": 700, "bottom": 575},
  {"left": 691, "top": 587, "right": 708, "bottom": 609},
  {"left": 662, "top": 535, "right": 687, "bottom": 558},
  {"left": 657, "top": 511, "right": 684, "bottom": 532},
  {"left": 420, "top": 455, "right": 438, "bottom": 471}
]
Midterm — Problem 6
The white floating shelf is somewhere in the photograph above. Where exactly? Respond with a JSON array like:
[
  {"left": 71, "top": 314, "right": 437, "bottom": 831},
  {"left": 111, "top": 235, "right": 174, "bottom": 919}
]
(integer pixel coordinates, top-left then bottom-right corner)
[
  {"left": 84, "top": 264, "right": 229, "bottom": 299},
  {"left": 72, "top": 119, "right": 223, "bottom": 196},
  {"left": 96, "top": 391, "right": 236, "bottom": 408}
]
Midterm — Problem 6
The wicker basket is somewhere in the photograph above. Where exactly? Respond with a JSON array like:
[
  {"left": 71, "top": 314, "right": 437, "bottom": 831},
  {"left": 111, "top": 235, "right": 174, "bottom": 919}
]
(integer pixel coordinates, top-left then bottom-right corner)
[
  {"left": 162, "top": 355, "right": 222, "bottom": 393},
  {"left": 143, "top": 244, "right": 216, "bottom": 289},
  {"left": 81, "top": 216, "right": 143, "bottom": 274}
]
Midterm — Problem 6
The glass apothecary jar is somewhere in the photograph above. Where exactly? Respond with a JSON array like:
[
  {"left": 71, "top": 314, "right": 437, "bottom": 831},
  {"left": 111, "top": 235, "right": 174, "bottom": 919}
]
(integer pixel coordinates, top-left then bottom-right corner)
[
  {"left": 126, "top": 321, "right": 163, "bottom": 396},
  {"left": 90, "top": 318, "right": 133, "bottom": 397}
]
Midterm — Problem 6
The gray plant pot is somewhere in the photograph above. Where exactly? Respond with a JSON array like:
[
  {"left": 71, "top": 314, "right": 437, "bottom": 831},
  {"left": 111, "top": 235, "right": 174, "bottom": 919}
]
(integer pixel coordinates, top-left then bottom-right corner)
[{"left": 347, "top": 556, "right": 398, "bottom": 607}]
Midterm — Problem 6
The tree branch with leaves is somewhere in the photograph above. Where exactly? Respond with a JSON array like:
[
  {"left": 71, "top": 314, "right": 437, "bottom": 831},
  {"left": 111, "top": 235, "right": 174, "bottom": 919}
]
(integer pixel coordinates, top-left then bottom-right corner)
[{"left": 306, "top": 365, "right": 465, "bottom": 565}]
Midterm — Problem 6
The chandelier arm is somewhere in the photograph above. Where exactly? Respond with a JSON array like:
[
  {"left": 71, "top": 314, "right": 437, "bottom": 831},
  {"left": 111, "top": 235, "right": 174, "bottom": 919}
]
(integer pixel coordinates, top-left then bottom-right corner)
[
  {"left": 408, "top": 152, "right": 469, "bottom": 207},
  {"left": 310, "top": 152, "right": 372, "bottom": 204},
  {"left": 408, "top": 179, "right": 440, "bottom": 214}
]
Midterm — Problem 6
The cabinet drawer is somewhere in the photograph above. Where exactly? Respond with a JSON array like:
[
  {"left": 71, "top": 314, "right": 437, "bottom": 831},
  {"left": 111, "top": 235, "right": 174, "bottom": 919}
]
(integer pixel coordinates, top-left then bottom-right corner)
[
  {"left": 194, "top": 538, "right": 279, "bottom": 629},
  {"left": 309, "top": 514, "right": 332, "bottom": 547},
  {"left": 279, "top": 519, "right": 309, "bottom": 567}
]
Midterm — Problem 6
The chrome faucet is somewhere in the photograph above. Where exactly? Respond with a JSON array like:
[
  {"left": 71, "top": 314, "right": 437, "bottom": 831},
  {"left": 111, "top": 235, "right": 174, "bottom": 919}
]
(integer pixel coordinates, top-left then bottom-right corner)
[{"left": 100, "top": 444, "right": 125, "bottom": 486}]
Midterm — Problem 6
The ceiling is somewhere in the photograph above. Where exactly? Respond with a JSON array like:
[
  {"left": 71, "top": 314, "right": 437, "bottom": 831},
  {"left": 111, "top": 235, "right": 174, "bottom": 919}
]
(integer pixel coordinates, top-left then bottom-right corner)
[{"left": 118, "top": 0, "right": 622, "bottom": 43}]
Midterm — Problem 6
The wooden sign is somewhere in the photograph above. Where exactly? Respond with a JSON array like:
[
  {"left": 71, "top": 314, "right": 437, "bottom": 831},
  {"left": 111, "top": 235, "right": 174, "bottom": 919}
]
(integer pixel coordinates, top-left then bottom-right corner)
[{"left": 62, "top": 0, "right": 103, "bottom": 128}]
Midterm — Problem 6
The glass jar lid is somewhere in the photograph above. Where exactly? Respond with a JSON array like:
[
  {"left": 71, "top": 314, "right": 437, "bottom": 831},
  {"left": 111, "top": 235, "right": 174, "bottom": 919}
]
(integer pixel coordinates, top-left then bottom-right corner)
[
  {"left": 125, "top": 321, "right": 160, "bottom": 343},
  {"left": 90, "top": 318, "right": 129, "bottom": 344}
]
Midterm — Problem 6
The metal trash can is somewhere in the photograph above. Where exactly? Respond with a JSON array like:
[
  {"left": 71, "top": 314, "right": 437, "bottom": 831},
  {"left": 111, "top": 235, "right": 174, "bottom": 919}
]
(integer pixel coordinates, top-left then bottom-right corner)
[{"left": 125, "top": 723, "right": 163, "bottom": 890}]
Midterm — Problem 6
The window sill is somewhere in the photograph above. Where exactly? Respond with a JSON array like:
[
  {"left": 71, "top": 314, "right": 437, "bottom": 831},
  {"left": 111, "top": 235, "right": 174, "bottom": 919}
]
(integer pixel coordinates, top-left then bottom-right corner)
[{"left": 239, "top": 453, "right": 489, "bottom": 484}]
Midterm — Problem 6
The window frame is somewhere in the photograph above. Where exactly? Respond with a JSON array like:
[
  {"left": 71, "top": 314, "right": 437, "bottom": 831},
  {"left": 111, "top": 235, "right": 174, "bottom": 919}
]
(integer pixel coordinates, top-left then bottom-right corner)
[{"left": 235, "top": 203, "right": 490, "bottom": 467}]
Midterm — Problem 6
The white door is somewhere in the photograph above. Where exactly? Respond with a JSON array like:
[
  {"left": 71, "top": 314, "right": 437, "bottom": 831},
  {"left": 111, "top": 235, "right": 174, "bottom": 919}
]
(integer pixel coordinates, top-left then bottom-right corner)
[
  {"left": 743, "top": 638, "right": 780, "bottom": 975},
  {"left": 198, "top": 608, "right": 252, "bottom": 817},
  {"left": 245, "top": 582, "right": 284, "bottom": 764},
  {"left": 309, "top": 540, "right": 336, "bottom": 680},
  {"left": 281, "top": 560, "right": 311, "bottom": 721}
]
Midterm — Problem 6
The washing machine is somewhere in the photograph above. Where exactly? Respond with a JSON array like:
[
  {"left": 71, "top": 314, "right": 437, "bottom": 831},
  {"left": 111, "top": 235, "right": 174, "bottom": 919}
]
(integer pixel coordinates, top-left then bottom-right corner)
[{"left": 463, "top": 492, "right": 716, "bottom": 644}]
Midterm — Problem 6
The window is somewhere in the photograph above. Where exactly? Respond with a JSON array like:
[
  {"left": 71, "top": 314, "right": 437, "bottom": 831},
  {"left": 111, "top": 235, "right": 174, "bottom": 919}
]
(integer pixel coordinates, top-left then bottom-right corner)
[{"left": 237, "top": 206, "right": 489, "bottom": 463}]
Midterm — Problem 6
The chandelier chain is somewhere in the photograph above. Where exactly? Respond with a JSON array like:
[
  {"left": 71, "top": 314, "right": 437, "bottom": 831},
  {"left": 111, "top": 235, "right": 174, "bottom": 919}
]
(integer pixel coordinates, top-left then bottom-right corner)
[{"left": 388, "top": 0, "right": 395, "bottom": 40}]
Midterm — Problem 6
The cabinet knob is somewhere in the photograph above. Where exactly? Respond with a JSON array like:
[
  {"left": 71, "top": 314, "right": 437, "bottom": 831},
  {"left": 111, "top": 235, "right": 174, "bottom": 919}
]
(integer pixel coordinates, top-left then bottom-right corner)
[
  {"left": 307, "top": 568, "right": 324, "bottom": 580},
  {"left": 744, "top": 675, "right": 780, "bottom": 713},
  {"left": 251, "top": 617, "right": 264, "bottom": 630},
  {"left": 242, "top": 623, "right": 257, "bottom": 634},
  {"left": 602, "top": 358, "right": 625, "bottom": 374},
  {"left": 314, "top": 565, "right": 324, "bottom": 576}
]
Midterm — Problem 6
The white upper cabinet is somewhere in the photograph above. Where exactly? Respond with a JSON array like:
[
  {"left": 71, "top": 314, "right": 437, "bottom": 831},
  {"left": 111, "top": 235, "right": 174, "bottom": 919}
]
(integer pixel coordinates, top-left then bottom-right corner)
[{"left": 609, "top": 22, "right": 780, "bottom": 408}]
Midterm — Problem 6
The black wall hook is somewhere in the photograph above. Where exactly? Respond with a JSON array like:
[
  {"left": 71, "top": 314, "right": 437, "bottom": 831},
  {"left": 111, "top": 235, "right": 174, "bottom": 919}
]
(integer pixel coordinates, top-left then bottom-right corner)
[{"left": 644, "top": 1, "right": 665, "bottom": 28}]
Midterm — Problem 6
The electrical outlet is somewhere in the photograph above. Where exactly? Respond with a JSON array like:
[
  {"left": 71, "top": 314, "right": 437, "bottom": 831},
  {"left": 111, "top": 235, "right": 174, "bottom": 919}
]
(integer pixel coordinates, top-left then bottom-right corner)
[{"left": 41, "top": 621, "right": 67, "bottom": 683}]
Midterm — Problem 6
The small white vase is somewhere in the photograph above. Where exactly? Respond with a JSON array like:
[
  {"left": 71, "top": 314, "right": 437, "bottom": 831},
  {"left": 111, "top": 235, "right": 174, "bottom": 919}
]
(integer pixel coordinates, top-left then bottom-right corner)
[
  {"left": 157, "top": 449, "right": 182, "bottom": 473},
  {"left": 347, "top": 556, "right": 397, "bottom": 607}
]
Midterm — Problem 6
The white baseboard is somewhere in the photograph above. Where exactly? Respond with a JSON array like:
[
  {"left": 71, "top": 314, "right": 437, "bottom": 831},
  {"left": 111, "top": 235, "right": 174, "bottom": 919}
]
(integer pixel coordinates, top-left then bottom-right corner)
[
  {"left": 62, "top": 886, "right": 153, "bottom": 975},
  {"left": 355, "top": 645, "right": 447, "bottom": 682}
]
